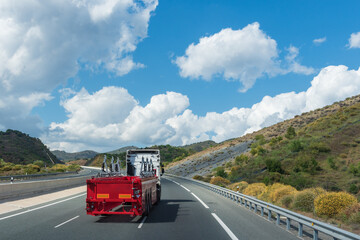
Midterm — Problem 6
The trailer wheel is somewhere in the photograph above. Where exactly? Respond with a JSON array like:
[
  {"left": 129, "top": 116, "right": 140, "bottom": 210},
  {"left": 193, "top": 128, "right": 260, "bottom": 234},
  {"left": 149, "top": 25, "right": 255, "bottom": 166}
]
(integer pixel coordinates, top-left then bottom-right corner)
[
  {"left": 155, "top": 185, "right": 161, "bottom": 205},
  {"left": 143, "top": 195, "right": 149, "bottom": 216}
]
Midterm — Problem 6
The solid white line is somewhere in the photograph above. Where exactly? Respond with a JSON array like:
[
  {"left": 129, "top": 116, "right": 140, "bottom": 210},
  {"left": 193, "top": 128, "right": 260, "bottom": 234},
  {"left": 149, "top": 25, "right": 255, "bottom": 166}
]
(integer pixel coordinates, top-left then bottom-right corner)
[
  {"left": 211, "top": 213, "right": 238, "bottom": 240},
  {"left": 138, "top": 216, "right": 147, "bottom": 228},
  {"left": 54, "top": 215, "right": 79, "bottom": 228},
  {"left": 0, "top": 193, "right": 86, "bottom": 221},
  {"left": 191, "top": 192, "right": 209, "bottom": 209},
  {"left": 180, "top": 185, "right": 191, "bottom": 192}
]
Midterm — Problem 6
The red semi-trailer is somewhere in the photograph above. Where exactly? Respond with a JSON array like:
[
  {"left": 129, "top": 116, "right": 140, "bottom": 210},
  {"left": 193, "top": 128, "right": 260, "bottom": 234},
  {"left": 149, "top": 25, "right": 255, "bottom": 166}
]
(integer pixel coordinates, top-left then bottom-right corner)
[{"left": 86, "top": 149, "right": 162, "bottom": 216}]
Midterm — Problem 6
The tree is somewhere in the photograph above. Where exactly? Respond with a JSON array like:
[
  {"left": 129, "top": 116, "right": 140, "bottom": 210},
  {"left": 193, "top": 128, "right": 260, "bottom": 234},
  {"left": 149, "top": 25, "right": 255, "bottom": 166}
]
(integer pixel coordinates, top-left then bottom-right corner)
[{"left": 285, "top": 126, "right": 296, "bottom": 139}]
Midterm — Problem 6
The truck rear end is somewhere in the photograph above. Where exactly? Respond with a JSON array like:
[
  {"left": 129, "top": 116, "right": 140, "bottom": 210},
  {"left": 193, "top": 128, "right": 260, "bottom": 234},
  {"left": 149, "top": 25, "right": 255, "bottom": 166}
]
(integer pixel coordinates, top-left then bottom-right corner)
[
  {"left": 86, "top": 149, "right": 161, "bottom": 216},
  {"left": 86, "top": 175, "right": 158, "bottom": 216}
]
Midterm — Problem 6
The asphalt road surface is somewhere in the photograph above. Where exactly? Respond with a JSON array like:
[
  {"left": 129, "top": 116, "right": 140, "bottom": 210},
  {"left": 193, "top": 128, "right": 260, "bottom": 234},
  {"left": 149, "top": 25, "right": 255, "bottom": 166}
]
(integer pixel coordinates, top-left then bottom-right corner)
[{"left": 0, "top": 176, "right": 298, "bottom": 240}]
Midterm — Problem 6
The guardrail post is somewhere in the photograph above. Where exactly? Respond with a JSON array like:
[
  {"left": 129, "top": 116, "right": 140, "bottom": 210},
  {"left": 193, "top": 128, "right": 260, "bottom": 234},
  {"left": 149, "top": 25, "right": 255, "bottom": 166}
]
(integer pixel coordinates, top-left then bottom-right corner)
[
  {"left": 245, "top": 200, "right": 247, "bottom": 208},
  {"left": 298, "top": 223, "right": 303, "bottom": 237},
  {"left": 268, "top": 209, "right": 272, "bottom": 221},
  {"left": 313, "top": 229, "right": 318, "bottom": 240},
  {"left": 286, "top": 218, "right": 290, "bottom": 230},
  {"left": 261, "top": 207, "right": 264, "bottom": 216},
  {"left": 254, "top": 204, "right": 257, "bottom": 213},
  {"left": 276, "top": 213, "right": 280, "bottom": 225},
  {"left": 249, "top": 202, "right": 252, "bottom": 210}
]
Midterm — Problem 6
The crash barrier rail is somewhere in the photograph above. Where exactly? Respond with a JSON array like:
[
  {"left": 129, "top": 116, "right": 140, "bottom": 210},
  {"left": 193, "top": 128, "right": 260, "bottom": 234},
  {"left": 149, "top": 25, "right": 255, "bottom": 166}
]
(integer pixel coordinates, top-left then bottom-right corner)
[
  {"left": 0, "top": 175, "right": 90, "bottom": 200},
  {"left": 166, "top": 174, "right": 360, "bottom": 240},
  {"left": 0, "top": 171, "right": 78, "bottom": 182}
]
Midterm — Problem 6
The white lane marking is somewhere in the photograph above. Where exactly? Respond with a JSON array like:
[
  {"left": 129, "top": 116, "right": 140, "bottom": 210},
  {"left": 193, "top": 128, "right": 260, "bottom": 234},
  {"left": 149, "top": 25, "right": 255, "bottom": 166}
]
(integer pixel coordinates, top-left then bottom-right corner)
[
  {"left": 211, "top": 213, "right": 238, "bottom": 240},
  {"left": 0, "top": 193, "right": 86, "bottom": 221},
  {"left": 191, "top": 192, "right": 209, "bottom": 209},
  {"left": 138, "top": 216, "right": 147, "bottom": 228},
  {"left": 180, "top": 185, "right": 191, "bottom": 192},
  {"left": 54, "top": 215, "right": 79, "bottom": 228}
]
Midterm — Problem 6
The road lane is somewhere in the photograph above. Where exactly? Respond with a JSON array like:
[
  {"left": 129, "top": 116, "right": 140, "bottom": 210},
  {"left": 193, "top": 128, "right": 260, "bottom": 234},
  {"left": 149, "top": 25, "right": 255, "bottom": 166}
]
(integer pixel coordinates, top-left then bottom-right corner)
[
  {"left": 0, "top": 177, "right": 230, "bottom": 240},
  {"left": 168, "top": 176, "right": 299, "bottom": 240}
]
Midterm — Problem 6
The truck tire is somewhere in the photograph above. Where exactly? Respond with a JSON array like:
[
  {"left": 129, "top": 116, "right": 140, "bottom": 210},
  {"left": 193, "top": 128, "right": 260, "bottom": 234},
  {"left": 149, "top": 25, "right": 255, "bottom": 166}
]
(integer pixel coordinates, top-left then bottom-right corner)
[
  {"left": 155, "top": 185, "right": 161, "bottom": 205},
  {"left": 143, "top": 194, "right": 149, "bottom": 216}
]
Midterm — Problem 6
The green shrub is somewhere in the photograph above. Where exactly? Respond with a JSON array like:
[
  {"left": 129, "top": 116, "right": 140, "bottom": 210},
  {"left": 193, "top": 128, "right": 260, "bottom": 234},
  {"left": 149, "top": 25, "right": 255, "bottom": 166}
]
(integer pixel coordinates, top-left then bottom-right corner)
[
  {"left": 235, "top": 154, "right": 248, "bottom": 165},
  {"left": 280, "top": 195, "right": 294, "bottom": 208},
  {"left": 295, "top": 155, "right": 320, "bottom": 174},
  {"left": 293, "top": 188, "right": 326, "bottom": 212},
  {"left": 327, "top": 157, "right": 337, "bottom": 170},
  {"left": 285, "top": 126, "right": 296, "bottom": 139},
  {"left": 289, "top": 140, "right": 303, "bottom": 152},
  {"left": 309, "top": 142, "right": 331, "bottom": 153},
  {"left": 215, "top": 167, "right": 227, "bottom": 178},
  {"left": 349, "top": 184, "right": 359, "bottom": 194},
  {"left": 33, "top": 160, "right": 45, "bottom": 168},
  {"left": 265, "top": 158, "right": 283, "bottom": 173}
]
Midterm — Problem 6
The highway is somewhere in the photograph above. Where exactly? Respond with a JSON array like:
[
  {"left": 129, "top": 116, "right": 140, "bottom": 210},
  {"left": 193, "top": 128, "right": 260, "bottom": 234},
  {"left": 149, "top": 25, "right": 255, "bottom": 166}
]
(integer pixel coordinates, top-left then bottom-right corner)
[
  {"left": 0, "top": 167, "right": 99, "bottom": 185},
  {"left": 0, "top": 176, "right": 298, "bottom": 240}
]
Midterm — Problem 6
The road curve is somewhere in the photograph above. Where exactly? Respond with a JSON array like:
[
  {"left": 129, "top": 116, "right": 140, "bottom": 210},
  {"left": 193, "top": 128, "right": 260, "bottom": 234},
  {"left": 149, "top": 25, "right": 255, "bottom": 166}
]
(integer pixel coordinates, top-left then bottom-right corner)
[{"left": 0, "top": 176, "right": 297, "bottom": 240}]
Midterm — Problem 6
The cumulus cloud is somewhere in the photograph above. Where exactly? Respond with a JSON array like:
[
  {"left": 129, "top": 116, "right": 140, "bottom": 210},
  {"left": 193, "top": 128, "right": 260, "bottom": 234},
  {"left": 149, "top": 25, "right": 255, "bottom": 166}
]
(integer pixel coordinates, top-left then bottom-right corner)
[
  {"left": 0, "top": 0, "right": 158, "bottom": 135},
  {"left": 45, "top": 65, "right": 360, "bottom": 152},
  {"left": 175, "top": 22, "right": 314, "bottom": 92},
  {"left": 349, "top": 32, "right": 360, "bottom": 48},
  {"left": 313, "top": 37, "right": 326, "bottom": 45}
]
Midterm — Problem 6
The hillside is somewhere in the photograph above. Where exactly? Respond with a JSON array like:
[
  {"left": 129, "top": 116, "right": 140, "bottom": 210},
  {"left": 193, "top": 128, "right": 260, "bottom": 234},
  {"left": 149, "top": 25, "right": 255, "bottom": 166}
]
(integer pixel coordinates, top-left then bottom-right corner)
[
  {"left": 0, "top": 129, "right": 61, "bottom": 165},
  {"left": 52, "top": 150, "right": 98, "bottom": 161},
  {"left": 166, "top": 94, "right": 360, "bottom": 193},
  {"left": 86, "top": 140, "right": 217, "bottom": 168}
]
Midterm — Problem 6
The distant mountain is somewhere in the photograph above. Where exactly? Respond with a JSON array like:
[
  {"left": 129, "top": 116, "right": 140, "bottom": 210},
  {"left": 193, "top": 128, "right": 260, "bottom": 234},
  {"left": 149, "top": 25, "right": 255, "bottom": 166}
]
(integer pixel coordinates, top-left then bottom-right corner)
[
  {"left": 0, "top": 129, "right": 61, "bottom": 165},
  {"left": 106, "top": 146, "right": 138, "bottom": 154},
  {"left": 52, "top": 150, "right": 98, "bottom": 161}
]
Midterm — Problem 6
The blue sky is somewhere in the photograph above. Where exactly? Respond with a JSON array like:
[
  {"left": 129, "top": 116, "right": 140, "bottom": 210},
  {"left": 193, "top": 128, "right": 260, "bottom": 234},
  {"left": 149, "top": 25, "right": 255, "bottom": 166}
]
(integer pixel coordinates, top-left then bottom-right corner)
[{"left": 1, "top": 0, "right": 360, "bottom": 152}]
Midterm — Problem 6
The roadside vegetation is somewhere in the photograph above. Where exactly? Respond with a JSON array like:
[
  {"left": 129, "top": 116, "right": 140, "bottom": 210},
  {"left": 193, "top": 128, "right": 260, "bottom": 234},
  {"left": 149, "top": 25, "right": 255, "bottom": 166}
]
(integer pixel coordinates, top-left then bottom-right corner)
[
  {"left": 192, "top": 99, "right": 360, "bottom": 232},
  {"left": 0, "top": 158, "right": 81, "bottom": 175}
]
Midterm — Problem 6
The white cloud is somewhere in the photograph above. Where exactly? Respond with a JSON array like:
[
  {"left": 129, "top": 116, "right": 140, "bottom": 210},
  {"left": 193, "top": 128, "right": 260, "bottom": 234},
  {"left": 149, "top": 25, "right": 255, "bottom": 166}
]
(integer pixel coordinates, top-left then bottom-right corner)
[
  {"left": 313, "top": 37, "right": 326, "bottom": 45},
  {"left": 45, "top": 65, "right": 360, "bottom": 152},
  {"left": 349, "top": 32, "right": 360, "bottom": 48},
  {"left": 175, "top": 22, "right": 314, "bottom": 92},
  {"left": 0, "top": 0, "right": 158, "bottom": 135},
  {"left": 284, "top": 46, "right": 315, "bottom": 75}
]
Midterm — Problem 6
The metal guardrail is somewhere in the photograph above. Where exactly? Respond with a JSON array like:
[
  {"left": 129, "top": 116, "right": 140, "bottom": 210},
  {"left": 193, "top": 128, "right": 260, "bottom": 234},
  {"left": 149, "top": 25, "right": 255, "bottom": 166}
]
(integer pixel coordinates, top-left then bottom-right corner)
[
  {"left": 0, "top": 171, "right": 78, "bottom": 181},
  {"left": 166, "top": 174, "right": 360, "bottom": 240}
]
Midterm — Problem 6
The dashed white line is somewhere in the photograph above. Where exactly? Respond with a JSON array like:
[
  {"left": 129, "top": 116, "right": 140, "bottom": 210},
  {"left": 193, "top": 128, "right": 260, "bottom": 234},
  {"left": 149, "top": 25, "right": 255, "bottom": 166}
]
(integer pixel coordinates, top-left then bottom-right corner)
[
  {"left": 0, "top": 193, "right": 86, "bottom": 221},
  {"left": 54, "top": 215, "right": 79, "bottom": 228},
  {"left": 138, "top": 216, "right": 147, "bottom": 228},
  {"left": 211, "top": 213, "right": 239, "bottom": 240},
  {"left": 180, "top": 185, "right": 191, "bottom": 192},
  {"left": 191, "top": 192, "right": 209, "bottom": 209}
]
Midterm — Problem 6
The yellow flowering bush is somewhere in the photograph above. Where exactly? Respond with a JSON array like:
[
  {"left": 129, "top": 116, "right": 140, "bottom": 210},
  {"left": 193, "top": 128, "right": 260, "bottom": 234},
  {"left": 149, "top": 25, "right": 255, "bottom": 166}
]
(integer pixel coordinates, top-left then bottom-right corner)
[
  {"left": 210, "top": 176, "right": 230, "bottom": 187},
  {"left": 258, "top": 183, "right": 286, "bottom": 202},
  {"left": 229, "top": 181, "right": 248, "bottom": 192},
  {"left": 314, "top": 192, "right": 357, "bottom": 217},
  {"left": 243, "top": 183, "right": 266, "bottom": 197},
  {"left": 269, "top": 185, "right": 297, "bottom": 203}
]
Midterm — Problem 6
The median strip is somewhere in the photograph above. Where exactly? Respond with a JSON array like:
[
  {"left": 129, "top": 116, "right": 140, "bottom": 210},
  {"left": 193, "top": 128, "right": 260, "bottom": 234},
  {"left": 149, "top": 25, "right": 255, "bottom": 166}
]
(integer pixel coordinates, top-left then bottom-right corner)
[{"left": 54, "top": 215, "right": 79, "bottom": 228}]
